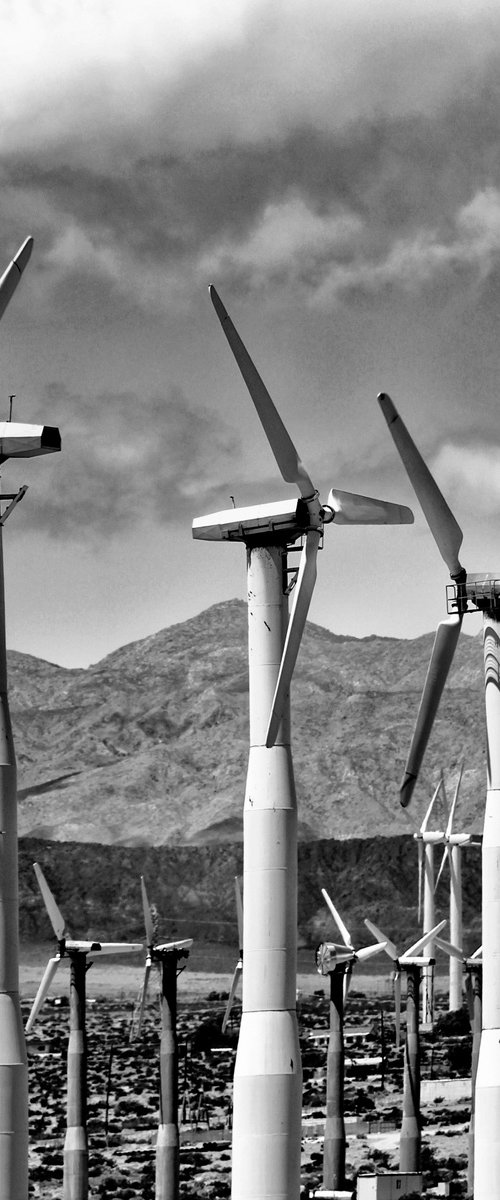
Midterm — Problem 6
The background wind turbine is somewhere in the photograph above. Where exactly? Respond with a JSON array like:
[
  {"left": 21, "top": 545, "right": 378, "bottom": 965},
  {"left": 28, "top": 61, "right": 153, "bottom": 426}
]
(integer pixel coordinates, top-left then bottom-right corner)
[
  {"left": 222, "top": 876, "right": 243, "bottom": 1034},
  {"left": 365, "top": 916, "right": 445, "bottom": 1173},
  {"left": 435, "top": 765, "right": 482, "bottom": 1010},
  {"left": 378, "top": 390, "right": 499, "bottom": 1199},
  {"left": 0, "top": 235, "right": 61, "bottom": 1200},
  {"left": 414, "top": 774, "right": 447, "bottom": 1026},
  {"left": 316, "top": 888, "right": 386, "bottom": 1191},
  {"left": 130, "top": 876, "right": 192, "bottom": 1200},
  {"left": 26, "top": 862, "right": 142, "bottom": 1200},
  {"left": 436, "top": 937, "right": 482, "bottom": 1191},
  {"left": 193, "top": 291, "right": 413, "bottom": 1200}
]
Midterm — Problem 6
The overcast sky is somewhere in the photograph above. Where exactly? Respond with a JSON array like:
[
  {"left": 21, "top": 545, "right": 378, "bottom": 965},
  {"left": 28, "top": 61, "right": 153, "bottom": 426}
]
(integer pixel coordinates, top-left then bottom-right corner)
[{"left": 0, "top": 0, "right": 499, "bottom": 665}]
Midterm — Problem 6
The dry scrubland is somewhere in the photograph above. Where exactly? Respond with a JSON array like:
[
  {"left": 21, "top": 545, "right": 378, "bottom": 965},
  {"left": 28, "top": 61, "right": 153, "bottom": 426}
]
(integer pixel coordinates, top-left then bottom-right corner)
[{"left": 21, "top": 958, "right": 471, "bottom": 1198}]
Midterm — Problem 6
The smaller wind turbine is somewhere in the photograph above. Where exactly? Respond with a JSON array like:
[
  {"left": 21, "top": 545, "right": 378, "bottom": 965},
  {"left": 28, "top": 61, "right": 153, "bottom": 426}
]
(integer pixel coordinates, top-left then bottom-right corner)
[
  {"left": 414, "top": 774, "right": 447, "bottom": 1026},
  {"left": 222, "top": 876, "right": 243, "bottom": 1034},
  {"left": 436, "top": 937, "right": 482, "bottom": 1191},
  {"left": 316, "top": 889, "right": 386, "bottom": 1191},
  {"left": 365, "top": 916, "right": 446, "bottom": 1173},
  {"left": 26, "top": 862, "right": 142, "bottom": 1200},
  {"left": 434, "top": 765, "right": 482, "bottom": 1010},
  {"left": 131, "top": 876, "right": 193, "bottom": 1200}
]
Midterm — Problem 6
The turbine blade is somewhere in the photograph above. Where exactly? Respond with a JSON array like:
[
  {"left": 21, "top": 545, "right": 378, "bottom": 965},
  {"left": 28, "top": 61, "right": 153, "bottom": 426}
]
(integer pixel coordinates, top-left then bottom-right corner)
[
  {"left": 435, "top": 845, "right": 449, "bottom": 890},
  {"left": 417, "top": 838, "right": 423, "bottom": 924},
  {"left": 378, "top": 393, "right": 464, "bottom": 578},
  {"left": 133, "top": 960, "right": 153, "bottom": 1039},
  {"left": 222, "top": 960, "right": 243, "bottom": 1033},
  {"left": 155, "top": 938, "right": 193, "bottom": 953},
  {"left": 89, "top": 942, "right": 143, "bottom": 956},
  {"left": 33, "top": 862, "right": 66, "bottom": 941},
  {"left": 235, "top": 876, "right": 243, "bottom": 952},
  {"left": 0, "top": 236, "right": 33, "bottom": 322},
  {"left": 327, "top": 488, "right": 413, "bottom": 525},
  {"left": 356, "top": 942, "right": 387, "bottom": 962},
  {"left": 266, "top": 529, "right": 320, "bottom": 747},
  {"left": 210, "top": 286, "right": 315, "bottom": 498},
  {"left": 435, "top": 935, "right": 463, "bottom": 961},
  {"left": 394, "top": 970, "right": 402, "bottom": 1049},
  {"left": 470, "top": 945, "right": 483, "bottom": 961},
  {"left": 364, "top": 918, "right": 398, "bottom": 961},
  {"left": 420, "top": 778, "right": 443, "bottom": 834},
  {"left": 465, "top": 973, "right": 474, "bottom": 1022},
  {"left": 25, "top": 956, "right": 61, "bottom": 1032},
  {"left": 446, "top": 761, "right": 464, "bottom": 837},
  {"left": 404, "top": 919, "right": 446, "bottom": 959},
  {"left": 141, "top": 876, "right": 155, "bottom": 947},
  {"left": 321, "top": 888, "right": 352, "bottom": 948},
  {"left": 400, "top": 616, "right": 462, "bottom": 807},
  {"left": 343, "top": 962, "right": 353, "bottom": 1003}
]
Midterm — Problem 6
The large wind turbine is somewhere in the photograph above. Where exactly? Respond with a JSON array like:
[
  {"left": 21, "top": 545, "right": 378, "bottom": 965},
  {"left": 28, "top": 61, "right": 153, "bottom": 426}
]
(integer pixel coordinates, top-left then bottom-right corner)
[
  {"left": 365, "top": 917, "right": 446, "bottom": 1172},
  {"left": 316, "top": 889, "right": 386, "bottom": 1191},
  {"left": 378, "top": 391, "right": 500, "bottom": 1199},
  {"left": 436, "top": 937, "right": 482, "bottom": 1191},
  {"left": 435, "top": 765, "right": 482, "bottom": 1010},
  {"left": 26, "top": 862, "right": 142, "bottom": 1200},
  {"left": 414, "top": 775, "right": 446, "bottom": 1026},
  {"left": 130, "top": 876, "right": 192, "bottom": 1200},
  {"left": 0, "top": 236, "right": 61, "bottom": 1200},
  {"left": 193, "top": 290, "right": 413, "bottom": 1200}
]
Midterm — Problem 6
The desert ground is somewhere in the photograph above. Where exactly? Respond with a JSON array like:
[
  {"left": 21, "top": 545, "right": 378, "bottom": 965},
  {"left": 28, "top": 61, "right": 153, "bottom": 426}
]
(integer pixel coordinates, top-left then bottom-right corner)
[{"left": 20, "top": 947, "right": 471, "bottom": 1198}]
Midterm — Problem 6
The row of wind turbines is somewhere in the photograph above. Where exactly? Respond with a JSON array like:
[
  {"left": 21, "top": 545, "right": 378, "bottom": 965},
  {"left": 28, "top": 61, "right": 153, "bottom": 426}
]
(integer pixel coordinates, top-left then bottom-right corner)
[{"left": 0, "top": 233, "right": 494, "bottom": 1199}]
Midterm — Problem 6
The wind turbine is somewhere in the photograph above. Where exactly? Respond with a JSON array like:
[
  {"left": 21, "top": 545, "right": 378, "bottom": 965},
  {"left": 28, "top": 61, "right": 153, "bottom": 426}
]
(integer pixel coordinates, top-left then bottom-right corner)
[
  {"left": 222, "top": 876, "right": 243, "bottom": 1034},
  {"left": 365, "top": 916, "right": 446, "bottom": 1172},
  {"left": 378, "top": 390, "right": 500, "bottom": 1199},
  {"left": 316, "top": 888, "right": 386, "bottom": 1191},
  {"left": 0, "top": 235, "right": 61, "bottom": 1200},
  {"left": 193, "top": 289, "right": 413, "bottom": 1200},
  {"left": 26, "top": 862, "right": 142, "bottom": 1200},
  {"left": 435, "top": 765, "right": 482, "bottom": 1010},
  {"left": 130, "top": 876, "right": 192, "bottom": 1200},
  {"left": 436, "top": 937, "right": 482, "bottom": 1191},
  {"left": 414, "top": 774, "right": 447, "bottom": 1026}
]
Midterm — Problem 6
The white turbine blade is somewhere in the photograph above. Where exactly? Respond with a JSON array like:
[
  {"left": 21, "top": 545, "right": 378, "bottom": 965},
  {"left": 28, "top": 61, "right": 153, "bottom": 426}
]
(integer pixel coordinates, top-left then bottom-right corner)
[
  {"left": 394, "top": 970, "right": 402, "bottom": 1049},
  {"left": 435, "top": 935, "right": 463, "bottom": 961},
  {"left": 155, "top": 938, "right": 193, "bottom": 953},
  {"left": 25, "top": 956, "right": 61, "bottom": 1033},
  {"left": 266, "top": 529, "right": 320, "bottom": 747},
  {"left": 420, "top": 778, "right": 443, "bottom": 834},
  {"left": 88, "top": 942, "right": 143, "bottom": 956},
  {"left": 0, "top": 236, "right": 33, "bottom": 322},
  {"left": 355, "top": 942, "right": 387, "bottom": 962},
  {"left": 435, "top": 844, "right": 449, "bottom": 890},
  {"left": 470, "top": 945, "right": 483, "bottom": 961},
  {"left": 327, "top": 488, "right": 413, "bottom": 525},
  {"left": 465, "top": 973, "right": 474, "bottom": 1022},
  {"left": 209, "top": 286, "right": 315, "bottom": 499},
  {"left": 378, "top": 393, "right": 464, "bottom": 578},
  {"left": 403, "top": 919, "right": 446, "bottom": 959},
  {"left": 343, "top": 962, "right": 353, "bottom": 1003},
  {"left": 140, "top": 876, "right": 155, "bottom": 947},
  {"left": 33, "top": 862, "right": 66, "bottom": 941},
  {"left": 417, "top": 838, "right": 423, "bottom": 924},
  {"left": 222, "top": 960, "right": 243, "bottom": 1033},
  {"left": 134, "top": 960, "right": 153, "bottom": 1038},
  {"left": 321, "top": 888, "right": 352, "bottom": 949},
  {"left": 400, "top": 616, "right": 462, "bottom": 807},
  {"left": 235, "top": 876, "right": 243, "bottom": 952},
  {"left": 364, "top": 918, "right": 398, "bottom": 961},
  {"left": 446, "top": 761, "right": 464, "bottom": 837}
]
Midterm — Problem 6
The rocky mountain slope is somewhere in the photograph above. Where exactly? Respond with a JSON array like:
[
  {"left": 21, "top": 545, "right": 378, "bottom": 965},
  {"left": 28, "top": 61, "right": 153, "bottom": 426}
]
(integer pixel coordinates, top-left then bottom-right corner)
[{"left": 10, "top": 599, "right": 485, "bottom": 847}]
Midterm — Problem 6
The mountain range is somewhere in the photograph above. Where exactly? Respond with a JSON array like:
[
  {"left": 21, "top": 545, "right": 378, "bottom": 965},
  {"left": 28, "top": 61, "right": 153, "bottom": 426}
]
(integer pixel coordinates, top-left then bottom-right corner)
[{"left": 11, "top": 599, "right": 485, "bottom": 847}]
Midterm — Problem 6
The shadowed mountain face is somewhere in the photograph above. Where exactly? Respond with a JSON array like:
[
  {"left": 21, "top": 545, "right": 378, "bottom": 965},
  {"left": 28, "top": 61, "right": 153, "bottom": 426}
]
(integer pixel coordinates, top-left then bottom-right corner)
[{"left": 10, "top": 599, "right": 485, "bottom": 847}]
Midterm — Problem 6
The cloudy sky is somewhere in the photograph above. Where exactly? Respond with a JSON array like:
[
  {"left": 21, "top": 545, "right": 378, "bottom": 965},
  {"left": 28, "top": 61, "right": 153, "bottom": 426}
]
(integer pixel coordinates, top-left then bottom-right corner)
[{"left": 0, "top": 0, "right": 499, "bottom": 666}]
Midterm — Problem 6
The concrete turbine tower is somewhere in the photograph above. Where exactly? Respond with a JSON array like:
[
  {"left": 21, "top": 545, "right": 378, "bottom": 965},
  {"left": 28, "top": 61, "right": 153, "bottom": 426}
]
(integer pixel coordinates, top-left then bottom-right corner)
[
  {"left": 435, "top": 765, "right": 482, "bottom": 1010},
  {"left": 130, "top": 876, "right": 193, "bottom": 1200},
  {"left": 25, "top": 862, "right": 142, "bottom": 1200},
  {"left": 316, "top": 889, "right": 386, "bottom": 1191},
  {"left": 414, "top": 775, "right": 447, "bottom": 1026},
  {"left": 193, "top": 290, "right": 413, "bottom": 1200},
  {"left": 0, "top": 235, "right": 61, "bottom": 1200},
  {"left": 365, "top": 917, "right": 445, "bottom": 1173},
  {"left": 378, "top": 391, "right": 500, "bottom": 1199}
]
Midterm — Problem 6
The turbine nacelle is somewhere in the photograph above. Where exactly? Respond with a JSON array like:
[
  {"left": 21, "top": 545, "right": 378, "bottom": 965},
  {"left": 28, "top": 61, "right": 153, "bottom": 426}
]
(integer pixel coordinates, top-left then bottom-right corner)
[{"left": 0, "top": 423, "right": 61, "bottom": 462}]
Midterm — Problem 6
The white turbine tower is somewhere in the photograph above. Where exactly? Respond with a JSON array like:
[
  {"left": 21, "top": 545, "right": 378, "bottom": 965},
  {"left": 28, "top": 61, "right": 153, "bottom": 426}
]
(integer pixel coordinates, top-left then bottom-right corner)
[
  {"left": 435, "top": 765, "right": 482, "bottom": 1010},
  {"left": 131, "top": 876, "right": 193, "bottom": 1200},
  {"left": 0, "top": 235, "right": 61, "bottom": 1200},
  {"left": 365, "top": 917, "right": 446, "bottom": 1172},
  {"left": 378, "top": 391, "right": 500, "bottom": 1199},
  {"left": 414, "top": 775, "right": 446, "bottom": 1026},
  {"left": 316, "top": 889, "right": 386, "bottom": 1191},
  {"left": 193, "top": 290, "right": 413, "bottom": 1200},
  {"left": 436, "top": 937, "right": 483, "bottom": 1190},
  {"left": 222, "top": 876, "right": 243, "bottom": 1034},
  {"left": 26, "top": 862, "right": 142, "bottom": 1200}
]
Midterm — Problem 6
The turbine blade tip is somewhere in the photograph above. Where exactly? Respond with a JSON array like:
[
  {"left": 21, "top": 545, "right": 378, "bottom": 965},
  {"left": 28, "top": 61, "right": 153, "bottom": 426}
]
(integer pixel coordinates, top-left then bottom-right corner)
[{"left": 400, "top": 772, "right": 417, "bottom": 808}]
